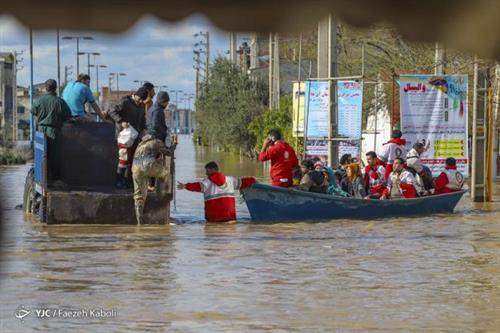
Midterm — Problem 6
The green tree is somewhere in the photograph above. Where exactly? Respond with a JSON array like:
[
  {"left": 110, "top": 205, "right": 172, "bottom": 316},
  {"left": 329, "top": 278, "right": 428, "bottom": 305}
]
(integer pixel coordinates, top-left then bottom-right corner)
[{"left": 195, "top": 57, "right": 267, "bottom": 155}]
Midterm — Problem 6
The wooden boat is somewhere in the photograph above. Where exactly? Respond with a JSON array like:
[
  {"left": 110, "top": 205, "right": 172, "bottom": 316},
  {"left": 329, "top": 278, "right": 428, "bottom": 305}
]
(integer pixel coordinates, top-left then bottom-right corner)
[{"left": 242, "top": 183, "right": 467, "bottom": 221}]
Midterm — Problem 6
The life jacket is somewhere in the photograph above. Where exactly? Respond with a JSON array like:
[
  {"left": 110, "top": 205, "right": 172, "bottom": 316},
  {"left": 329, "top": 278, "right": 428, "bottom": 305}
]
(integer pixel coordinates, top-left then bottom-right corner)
[
  {"left": 186, "top": 172, "right": 255, "bottom": 222},
  {"left": 364, "top": 158, "right": 385, "bottom": 193},
  {"left": 380, "top": 138, "right": 407, "bottom": 163}
]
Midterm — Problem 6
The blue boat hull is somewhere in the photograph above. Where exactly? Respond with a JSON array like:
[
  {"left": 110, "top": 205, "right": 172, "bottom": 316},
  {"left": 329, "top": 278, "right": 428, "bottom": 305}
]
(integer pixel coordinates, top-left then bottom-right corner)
[{"left": 242, "top": 184, "right": 467, "bottom": 221}]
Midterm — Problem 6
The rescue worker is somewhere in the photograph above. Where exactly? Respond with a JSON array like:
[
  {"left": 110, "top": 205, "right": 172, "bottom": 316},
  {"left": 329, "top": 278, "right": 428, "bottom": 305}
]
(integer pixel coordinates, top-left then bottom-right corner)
[
  {"left": 31, "top": 79, "right": 72, "bottom": 180},
  {"left": 381, "top": 158, "right": 418, "bottom": 200},
  {"left": 177, "top": 161, "right": 256, "bottom": 223},
  {"left": 379, "top": 130, "right": 407, "bottom": 180},
  {"left": 363, "top": 151, "right": 387, "bottom": 199},
  {"left": 258, "top": 128, "right": 298, "bottom": 187},
  {"left": 108, "top": 87, "right": 149, "bottom": 188},
  {"left": 433, "top": 157, "right": 464, "bottom": 194},
  {"left": 406, "top": 142, "right": 433, "bottom": 192},
  {"left": 62, "top": 74, "right": 107, "bottom": 120}
]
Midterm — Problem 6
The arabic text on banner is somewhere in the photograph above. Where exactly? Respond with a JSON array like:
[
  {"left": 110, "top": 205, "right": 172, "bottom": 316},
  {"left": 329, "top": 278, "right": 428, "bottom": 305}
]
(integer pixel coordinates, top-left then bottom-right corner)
[
  {"left": 305, "top": 139, "right": 328, "bottom": 162},
  {"left": 399, "top": 74, "right": 468, "bottom": 176},
  {"left": 337, "top": 80, "right": 363, "bottom": 139},
  {"left": 305, "top": 80, "right": 330, "bottom": 138}
]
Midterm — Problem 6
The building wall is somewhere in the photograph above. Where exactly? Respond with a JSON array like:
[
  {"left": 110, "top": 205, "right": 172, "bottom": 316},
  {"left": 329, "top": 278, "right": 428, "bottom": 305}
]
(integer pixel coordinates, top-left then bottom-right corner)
[{"left": 0, "top": 52, "right": 16, "bottom": 141}]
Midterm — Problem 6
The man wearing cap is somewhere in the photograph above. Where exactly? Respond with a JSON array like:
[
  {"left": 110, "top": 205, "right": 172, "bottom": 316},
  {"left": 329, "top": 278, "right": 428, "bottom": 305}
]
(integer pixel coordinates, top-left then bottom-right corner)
[
  {"left": 132, "top": 91, "right": 175, "bottom": 224},
  {"left": 31, "top": 79, "right": 72, "bottom": 180}
]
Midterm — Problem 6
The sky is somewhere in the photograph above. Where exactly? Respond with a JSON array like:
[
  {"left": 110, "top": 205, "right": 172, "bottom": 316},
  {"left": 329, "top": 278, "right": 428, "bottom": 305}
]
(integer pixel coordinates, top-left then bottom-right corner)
[{"left": 0, "top": 14, "right": 238, "bottom": 102}]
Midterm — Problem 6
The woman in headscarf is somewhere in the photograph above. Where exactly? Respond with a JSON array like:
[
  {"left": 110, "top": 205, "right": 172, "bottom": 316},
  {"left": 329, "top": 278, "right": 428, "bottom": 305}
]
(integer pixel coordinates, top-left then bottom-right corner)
[{"left": 345, "top": 163, "right": 367, "bottom": 198}]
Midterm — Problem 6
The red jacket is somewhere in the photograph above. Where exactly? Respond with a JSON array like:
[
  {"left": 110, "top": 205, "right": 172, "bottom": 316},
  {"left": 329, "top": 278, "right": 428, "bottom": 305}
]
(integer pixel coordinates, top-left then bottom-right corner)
[
  {"left": 434, "top": 165, "right": 464, "bottom": 194},
  {"left": 364, "top": 158, "right": 387, "bottom": 196},
  {"left": 380, "top": 138, "right": 407, "bottom": 180},
  {"left": 185, "top": 172, "right": 256, "bottom": 222},
  {"left": 258, "top": 141, "right": 298, "bottom": 187}
]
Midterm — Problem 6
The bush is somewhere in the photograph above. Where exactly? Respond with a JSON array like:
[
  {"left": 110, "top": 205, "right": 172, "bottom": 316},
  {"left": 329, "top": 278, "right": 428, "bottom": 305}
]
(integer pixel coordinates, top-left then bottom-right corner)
[{"left": 248, "top": 95, "right": 303, "bottom": 155}]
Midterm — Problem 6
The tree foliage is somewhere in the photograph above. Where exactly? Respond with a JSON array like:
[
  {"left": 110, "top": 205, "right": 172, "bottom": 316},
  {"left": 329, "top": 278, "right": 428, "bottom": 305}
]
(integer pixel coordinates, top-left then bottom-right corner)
[{"left": 194, "top": 57, "right": 267, "bottom": 155}]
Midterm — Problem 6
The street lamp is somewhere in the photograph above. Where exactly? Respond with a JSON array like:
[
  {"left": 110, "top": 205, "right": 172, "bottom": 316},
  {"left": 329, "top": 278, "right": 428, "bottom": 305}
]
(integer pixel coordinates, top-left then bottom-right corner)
[
  {"left": 89, "top": 64, "right": 107, "bottom": 100},
  {"left": 62, "top": 35, "right": 93, "bottom": 75},
  {"left": 77, "top": 51, "right": 100, "bottom": 76},
  {"left": 109, "top": 72, "right": 127, "bottom": 99}
]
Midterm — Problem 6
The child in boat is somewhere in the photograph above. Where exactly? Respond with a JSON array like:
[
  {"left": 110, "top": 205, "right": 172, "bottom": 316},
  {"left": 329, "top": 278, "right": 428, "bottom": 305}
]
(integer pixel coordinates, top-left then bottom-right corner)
[
  {"left": 380, "top": 158, "right": 417, "bottom": 200},
  {"left": 433, "top": 157, "right": 464, "bottom": 194},
  {"left": 177, "top": 161, "right": 256, "bottom": 223}
]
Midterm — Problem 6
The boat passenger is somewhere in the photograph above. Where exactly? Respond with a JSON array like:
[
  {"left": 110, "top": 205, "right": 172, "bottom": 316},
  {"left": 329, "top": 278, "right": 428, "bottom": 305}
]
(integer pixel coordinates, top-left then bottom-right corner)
[
  {"left": 345, "top": 163, "right": 366, "bottom": 198},
  {"left": 31, "top": 79, "right": 72, "bottom": 180},
  {"left": 406, "top": 142, "right": 433, "bottom": 193},
  {"left": 177, "top": 161, "right": 256, "bottom": 223},
  {"left": 337, "top": 154, "right": 352, "bottom": 192},
  {"left": 296, "top": 169, "right": 329, "bottom": 194},
  {"left": 62, "top": 74, "right": 107, "bottom": 120},
  {"left": 433, "top": 157, "right": 464, "bottom": 194},
  {"left": 379, "top": 130, "right": 407, "bottom": 180},
  {"left": 258, "top": 128, "right": 298, "bottom": 188},
  {"left": 313, "top": 161, "right": 349, "bottom": 197},
  {"left": 363, "top": 151, "right": 387, "bottom": 199},
  {"left": 108, "top": 87, "right": 149, "bottom": 189},
  {"left": 380, "top": 158, "right": 417, "bottom": 200}
]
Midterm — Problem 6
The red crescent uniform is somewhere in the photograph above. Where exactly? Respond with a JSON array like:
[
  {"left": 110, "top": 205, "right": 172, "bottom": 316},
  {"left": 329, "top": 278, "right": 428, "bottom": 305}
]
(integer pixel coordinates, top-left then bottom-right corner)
[
  {"left": 259, "top": 141, "right": 298, "bottom": 187},
  {"left": 379, "top": 138, "right": 407, "bottom": 179},
  {"left": 434, "top": 165, "right": 464, "bottom": 194},
  {"left": 382, "top": 169, "right": 417, "bottom": 199},
  {"left": 185, "top": 172, "right": 256, "bottom": 222},
  {"left": 363, "top": 158, "right": 387, "bottom": 197}
]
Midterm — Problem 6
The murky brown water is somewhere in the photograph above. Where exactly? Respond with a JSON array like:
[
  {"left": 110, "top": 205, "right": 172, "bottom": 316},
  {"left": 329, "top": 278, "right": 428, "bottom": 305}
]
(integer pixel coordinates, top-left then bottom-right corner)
[{"left": 1, "top": 135, "right": 500, "bottom": 332}]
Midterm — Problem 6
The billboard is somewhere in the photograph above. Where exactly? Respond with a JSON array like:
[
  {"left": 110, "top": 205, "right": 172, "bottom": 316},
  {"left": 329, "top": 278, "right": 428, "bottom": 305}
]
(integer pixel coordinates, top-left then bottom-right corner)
[
  {"left": 304, "top": 80, "right": 330, "bottom": 138},
  {"left": 292, "top": 82, "right": 306, "bottom": 137},
  {"left": 399, "top": 74, "right": 468, "bottom": 176}
]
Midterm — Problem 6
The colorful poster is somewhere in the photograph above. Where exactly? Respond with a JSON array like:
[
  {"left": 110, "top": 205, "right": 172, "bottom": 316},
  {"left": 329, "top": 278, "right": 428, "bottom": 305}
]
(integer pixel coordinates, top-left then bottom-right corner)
[
  {"left": 337, "top": 80, "right": 363, "bottom": 139},
  {"left": 305, "top": 80, "right": 330, "bottom": 138},
  {"left": 399, "top": 75, "right": 468, "bottom": 176},
  {"left": 292, "top": 82, "right": 306, "bottom": 137}
]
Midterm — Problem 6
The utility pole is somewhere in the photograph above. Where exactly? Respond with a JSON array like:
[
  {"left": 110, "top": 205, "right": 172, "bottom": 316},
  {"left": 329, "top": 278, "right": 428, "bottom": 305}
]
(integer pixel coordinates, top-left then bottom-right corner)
[
  {"left": 56, "top": 29, "right": 61, "bottom": 95},
  {"left": 229, "top": 32, "right": 237, "bottom": 63},
  {"left": 434, "top": 42, "right": 445, "bottom": 75},
  {"left": 61, "top": 35, "right": 93, "bottom": 75},
  {"left": 471, "top": 57, "right": 494, "bottom": 202},
  {"left": 64, "top": 65, "right": 73, "bottom": 85},
  {"left": 269, "top": 32, "right": 280, "bottom": 110},
  {"left": 317, "top": 15, "right": 338, "bottom": 167}
]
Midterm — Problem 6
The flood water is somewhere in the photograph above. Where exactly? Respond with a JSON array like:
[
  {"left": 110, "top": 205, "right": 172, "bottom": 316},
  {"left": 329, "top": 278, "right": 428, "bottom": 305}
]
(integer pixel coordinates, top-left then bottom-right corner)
[{"left": 1, "top": 135, "right": 499, "bottom": 332}]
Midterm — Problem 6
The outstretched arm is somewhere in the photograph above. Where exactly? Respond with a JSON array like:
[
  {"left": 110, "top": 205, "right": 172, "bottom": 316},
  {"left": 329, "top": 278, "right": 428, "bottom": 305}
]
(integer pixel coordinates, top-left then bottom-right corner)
[{"left": 177, "top": 181, "right": 202, "bottom": 192}]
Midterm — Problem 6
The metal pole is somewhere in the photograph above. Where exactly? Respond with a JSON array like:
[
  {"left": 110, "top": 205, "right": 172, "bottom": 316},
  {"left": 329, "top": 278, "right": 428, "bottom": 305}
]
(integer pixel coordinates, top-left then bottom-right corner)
[
  {"left": 76, "top": 37, "right": 80, "bottom": 75},
  {"left": 29, "top": 29, "right": 34, "bottom": 147},
  {"left": 57, "top": 29, "right": 61, "bottom": 95},
  {"left": 87, "top": 53, "right": 90, "bottom": 77},
  {"left": 205, "top": 32, "right": 210, "bottom": 83},
  {"left": 96, "top": 66, "right": 100, "bottom": 103},
  {"left": 434, "top": 42, "right": 445, "bottom": 75}
]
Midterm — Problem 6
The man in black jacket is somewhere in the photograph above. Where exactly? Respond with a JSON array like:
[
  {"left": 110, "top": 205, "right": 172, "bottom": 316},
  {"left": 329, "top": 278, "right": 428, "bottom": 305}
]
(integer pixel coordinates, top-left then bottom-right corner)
[{"left": 108, "top": 87, "right": 149, "bottom": 188}]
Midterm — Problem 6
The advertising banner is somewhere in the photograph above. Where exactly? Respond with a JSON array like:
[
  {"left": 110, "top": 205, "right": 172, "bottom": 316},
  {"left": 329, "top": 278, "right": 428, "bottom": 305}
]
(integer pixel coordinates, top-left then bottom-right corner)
[
  {"left": 305, "top": 139, "right": 328, "bottom": 162},
  {"left": 337, "top": 80, "right": 363, "bottom": 139},
  {"left": 399, "top": 75, "right": 468, "bottom": 176},
  {"left": 304, "top": 80, "right": 330, "bottom": 138},
  {"left": 292, "top": 82, "right": 306, "bottom": 137}
]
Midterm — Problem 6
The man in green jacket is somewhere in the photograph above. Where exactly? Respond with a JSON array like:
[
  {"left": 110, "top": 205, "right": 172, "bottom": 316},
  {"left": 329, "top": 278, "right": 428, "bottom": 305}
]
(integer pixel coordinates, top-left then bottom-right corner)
[{"left": 31, "top": 79, "right": 72, "bottom": 180}]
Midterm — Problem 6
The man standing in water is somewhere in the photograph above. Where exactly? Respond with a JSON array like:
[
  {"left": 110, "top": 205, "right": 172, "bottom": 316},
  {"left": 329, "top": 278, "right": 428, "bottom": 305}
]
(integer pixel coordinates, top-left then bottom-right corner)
[
  {"left": 177, "top": 161, "right": 256, "bottom": 223},
  {"left": 258, "top": 128, "right": 298, "bottom": 187},
  {"left": 132, "top": 91, "right": 173, "bottom": 224}
]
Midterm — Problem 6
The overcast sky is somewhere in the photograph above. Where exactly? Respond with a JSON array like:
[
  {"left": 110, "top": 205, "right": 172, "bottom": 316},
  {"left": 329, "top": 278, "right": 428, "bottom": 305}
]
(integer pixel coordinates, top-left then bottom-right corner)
[{"left": 0, "top": 14, "right": 239, "bottom": 98}]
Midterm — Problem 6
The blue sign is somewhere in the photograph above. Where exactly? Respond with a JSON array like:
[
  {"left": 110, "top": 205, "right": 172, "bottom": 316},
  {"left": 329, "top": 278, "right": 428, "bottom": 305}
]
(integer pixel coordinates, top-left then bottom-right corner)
[
  {"left": 337, "top": 80, "right": 363, "bottom": 139},
  {"left": 305, "top": 81, "right": 330, "bottom": 138}
]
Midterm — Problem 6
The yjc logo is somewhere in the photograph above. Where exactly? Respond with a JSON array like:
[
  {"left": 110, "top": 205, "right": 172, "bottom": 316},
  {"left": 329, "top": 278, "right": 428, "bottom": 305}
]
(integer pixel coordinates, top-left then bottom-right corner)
[{"left": 14, "top": 306, "right": 30, "bottom": 322}]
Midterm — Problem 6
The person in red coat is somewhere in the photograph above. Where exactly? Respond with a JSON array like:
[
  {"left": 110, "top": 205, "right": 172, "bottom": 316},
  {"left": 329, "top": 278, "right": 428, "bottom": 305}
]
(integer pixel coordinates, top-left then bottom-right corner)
[
  {"left": 177, "top": 161, "right": 256, "bottom": 223},
  {"left": 258, "top": 128, "right": 299, "bottom": 187},
  {"left": 433, "top": 157, "right": 465, "bottom": 194},
  {"left": 379, "top": 130, "right": 407, "bottom": 180},
  {"left": 363, "top": 151, "right": 387, "bottom": 199}
]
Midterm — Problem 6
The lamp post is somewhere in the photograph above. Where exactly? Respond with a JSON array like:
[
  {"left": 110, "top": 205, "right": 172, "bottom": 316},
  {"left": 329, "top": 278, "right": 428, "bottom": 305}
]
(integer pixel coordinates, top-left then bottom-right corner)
[
  {"left": 109, "top": 72, "right": 127, "bottom": 99},
  {"left": 89, "top": 64, "right": 107, "bottom": 102},
  {"left": 78, "top": 51, "right": 100, "bottom": 77},
  {"left": 61, "top": 35, "right": 93, "bottom": 75}
]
